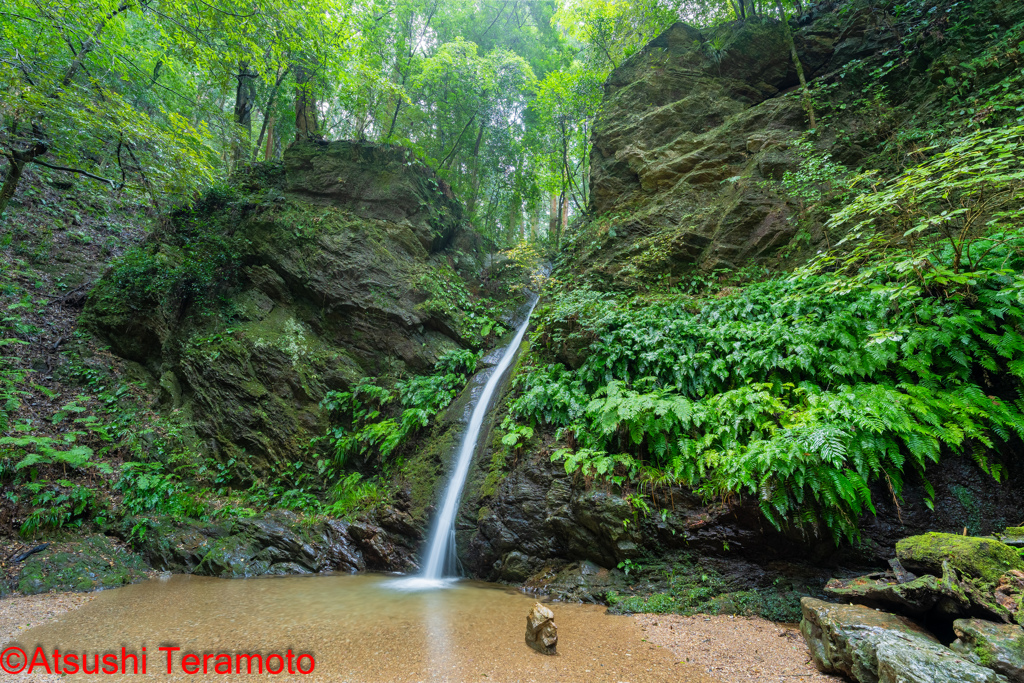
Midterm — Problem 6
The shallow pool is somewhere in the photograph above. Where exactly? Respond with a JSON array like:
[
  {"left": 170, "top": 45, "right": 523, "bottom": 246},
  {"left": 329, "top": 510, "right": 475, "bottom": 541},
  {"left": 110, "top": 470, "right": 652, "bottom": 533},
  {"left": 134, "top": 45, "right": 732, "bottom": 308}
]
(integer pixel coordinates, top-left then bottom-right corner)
[{"left": 4, "top": 573, "right": 715, "bottom": 682}]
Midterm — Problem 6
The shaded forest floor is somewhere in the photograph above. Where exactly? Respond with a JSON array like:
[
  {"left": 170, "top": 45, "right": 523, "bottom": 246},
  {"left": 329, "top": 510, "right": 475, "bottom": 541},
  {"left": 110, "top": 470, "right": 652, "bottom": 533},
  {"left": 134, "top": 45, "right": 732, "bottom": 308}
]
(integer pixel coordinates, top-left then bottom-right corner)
[{"left": 1, "top": 169, "right": 155, "bottom": 549}]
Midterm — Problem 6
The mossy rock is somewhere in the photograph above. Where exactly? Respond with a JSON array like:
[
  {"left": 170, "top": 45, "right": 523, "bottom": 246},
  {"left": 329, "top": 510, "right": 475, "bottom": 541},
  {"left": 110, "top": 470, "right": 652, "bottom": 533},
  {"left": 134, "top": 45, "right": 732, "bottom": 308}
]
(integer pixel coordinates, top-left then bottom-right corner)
[
  {"left": 84, "top": 140, "right": 507, "bottom": 480},
  {"left": 800, "top": 597, "right": 1005, "bottom": 683},
  {"left": 897, "top": 533, "right": 1024, "bottom": 584},
  {"left": 999, "top": 528, "right": 1024, "bottom": 548},
  {"left": 13, "top": 535, "right": 150, "bottom": 595},
  {"left": 825, "top": 571, "right": 970, "bottom": 617},
  {"left": 951, "top": 618, "right": 1024, "bottom": 682}
]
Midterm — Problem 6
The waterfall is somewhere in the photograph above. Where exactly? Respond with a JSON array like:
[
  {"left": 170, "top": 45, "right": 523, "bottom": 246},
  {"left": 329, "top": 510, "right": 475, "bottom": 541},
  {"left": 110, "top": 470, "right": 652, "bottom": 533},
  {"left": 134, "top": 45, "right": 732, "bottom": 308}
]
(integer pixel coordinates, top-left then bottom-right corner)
[{"left": 419, "top": 294, "right": 539, "bottom": 581}]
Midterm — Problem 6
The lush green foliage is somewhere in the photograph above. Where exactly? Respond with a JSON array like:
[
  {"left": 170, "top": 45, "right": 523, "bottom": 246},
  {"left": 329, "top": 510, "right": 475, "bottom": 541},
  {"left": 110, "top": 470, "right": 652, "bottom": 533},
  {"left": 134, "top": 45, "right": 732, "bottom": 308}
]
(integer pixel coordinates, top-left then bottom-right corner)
[
  {"left": 320, "top": 349, "right": 480, "bottom": 467},
  {"left": 419, "top": 266, "right": 510, "bottom": 342},
  {"left": 0, "top": 339, "right": 28, "bottom": 434},
  {"left": 103, "top": 187, "right": 244, "bottom": 309},
  {"left": 512, "top": 126, "right": 1024, "bottom": 543},
  {"left": 0, "top": 396, "right": 116, "bottom": 536}
]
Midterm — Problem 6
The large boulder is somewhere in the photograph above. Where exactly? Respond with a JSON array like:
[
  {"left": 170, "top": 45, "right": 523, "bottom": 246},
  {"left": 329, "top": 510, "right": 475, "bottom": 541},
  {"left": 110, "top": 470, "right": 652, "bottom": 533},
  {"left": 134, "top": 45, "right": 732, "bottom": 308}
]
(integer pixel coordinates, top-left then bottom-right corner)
[
  {"left": 800, "top": 597, "right": 1006, "bottom": 683},
  {"left": 952, "top": 619, "right": 1024, "bottom": 683},
  {"left": 85, "top": 141, "right": 504, "bottom": 481},
  {"left": 897, "top": 534, "right": 1024, "bottom": 585},
  {"left": 824, "top": 570, "right": 970, "bottom": 617}
]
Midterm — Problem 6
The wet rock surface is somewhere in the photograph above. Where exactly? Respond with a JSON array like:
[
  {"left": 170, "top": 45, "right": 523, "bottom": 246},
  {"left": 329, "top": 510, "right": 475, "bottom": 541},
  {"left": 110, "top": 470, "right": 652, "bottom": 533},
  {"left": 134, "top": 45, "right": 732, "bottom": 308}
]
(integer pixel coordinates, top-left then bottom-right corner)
[
  {"left": 525, "top": 602, "right": 558, "bottom": 655},
  {"left": 121, "top": 508, "right": 420, "bottom": 577},
  {"left": 822, "top": 533, "right": 1024, "bottom": 626},
  {"left": 2, "top": 535, "right": 150, "bottom": 596},
  {"left": 458, "top": 438, "right": 1024, "bottom": 615},
  {"left": 462, "top": 453, "right": 818, "bottom": 587},
  {"left": 800, "top": 597, "right": 1006, "bottom": 683},
  {"left": 802, "top": 531, "right": 1024, "bottom": 683},
  {"left": 824, "top": 568, "right": 970, "bottom": 618},
  {"left": 952, "top": 619, "right": 1024, "bottom": 683},
  {"left": 523, "top": 561, "right": 626, "bottom": 604}
]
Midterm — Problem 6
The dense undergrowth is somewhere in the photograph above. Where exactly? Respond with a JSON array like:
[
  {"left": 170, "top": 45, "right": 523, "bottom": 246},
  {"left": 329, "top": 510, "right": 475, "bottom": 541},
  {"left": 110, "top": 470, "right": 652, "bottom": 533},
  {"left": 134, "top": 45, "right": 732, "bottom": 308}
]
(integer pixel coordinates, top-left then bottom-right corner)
[{"left": 509, "top": 125, "right": 1024, "bottom": 544}]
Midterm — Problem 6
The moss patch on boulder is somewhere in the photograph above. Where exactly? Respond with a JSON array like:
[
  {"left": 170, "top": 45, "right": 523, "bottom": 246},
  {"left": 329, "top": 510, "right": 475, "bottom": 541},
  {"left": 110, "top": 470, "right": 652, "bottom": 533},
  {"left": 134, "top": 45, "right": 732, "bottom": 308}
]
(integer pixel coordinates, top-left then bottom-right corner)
[
  {"left": 897, "top": 533, "right": 1024, "bottom": 585},
  {"left": 11, "top": 535, "right": 150, "bottom": 595}
]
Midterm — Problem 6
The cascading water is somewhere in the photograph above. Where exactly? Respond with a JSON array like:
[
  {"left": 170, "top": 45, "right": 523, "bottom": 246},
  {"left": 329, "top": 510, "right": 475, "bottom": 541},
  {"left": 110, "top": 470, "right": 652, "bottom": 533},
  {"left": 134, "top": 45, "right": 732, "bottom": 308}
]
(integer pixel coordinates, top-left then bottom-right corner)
[{"left": 402, "top": 294, "right": 538, "bottom": 588}]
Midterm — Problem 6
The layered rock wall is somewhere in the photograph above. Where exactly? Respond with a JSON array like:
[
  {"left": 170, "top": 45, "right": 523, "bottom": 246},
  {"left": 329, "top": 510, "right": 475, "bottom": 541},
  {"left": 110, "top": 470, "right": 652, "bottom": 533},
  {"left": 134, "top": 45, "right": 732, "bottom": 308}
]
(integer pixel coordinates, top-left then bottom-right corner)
[{"left": 86, "top": 141, "right": 491, "bottom": 477}]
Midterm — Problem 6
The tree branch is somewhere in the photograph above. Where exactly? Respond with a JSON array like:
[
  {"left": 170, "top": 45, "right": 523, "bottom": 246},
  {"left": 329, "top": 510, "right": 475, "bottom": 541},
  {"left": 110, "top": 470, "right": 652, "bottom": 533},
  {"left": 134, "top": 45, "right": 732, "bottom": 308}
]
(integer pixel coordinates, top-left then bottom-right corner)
[
  {"left": 62, "top": 1, "right": 135, "bottom": 87},
  {"left": 30, "top": 158, "right": 120, "bottom": 188},
  {"left": 439, "top": 114, "right": 477, "bottom": 169}
]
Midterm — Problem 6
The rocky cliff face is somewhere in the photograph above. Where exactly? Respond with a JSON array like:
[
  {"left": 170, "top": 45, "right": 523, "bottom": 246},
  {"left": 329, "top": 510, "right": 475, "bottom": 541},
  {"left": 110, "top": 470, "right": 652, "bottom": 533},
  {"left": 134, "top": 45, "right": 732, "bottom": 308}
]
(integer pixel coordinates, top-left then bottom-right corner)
[
  {"left": 85, "top": 141, "right": 495, "bottom": 477},
  {"left": 588, "top": 19, "right": 824, "bottom": 273},
  {"left": 580, "top": 0, "right": 1024, "bottom": 280}
]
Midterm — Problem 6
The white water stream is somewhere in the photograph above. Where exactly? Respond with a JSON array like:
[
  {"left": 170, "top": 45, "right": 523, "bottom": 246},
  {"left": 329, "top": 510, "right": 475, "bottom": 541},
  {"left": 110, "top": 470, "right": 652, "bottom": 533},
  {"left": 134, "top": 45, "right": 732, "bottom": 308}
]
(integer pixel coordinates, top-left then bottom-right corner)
[{"left": 397, "top": 295, "right": 538, "bottom": 589}]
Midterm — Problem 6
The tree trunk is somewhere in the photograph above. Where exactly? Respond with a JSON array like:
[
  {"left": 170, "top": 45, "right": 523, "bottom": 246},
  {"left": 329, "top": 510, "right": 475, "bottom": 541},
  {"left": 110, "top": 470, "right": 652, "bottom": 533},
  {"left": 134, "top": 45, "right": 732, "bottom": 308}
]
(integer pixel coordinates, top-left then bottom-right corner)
[
  {"left": 0, "top": 137, "right": 48, "bottom": 217},
  {"left": 555, "top": 189, "right": 565, "bottom": 247},
  {"left": 467, "top": 121, "right": 485, "bottom": 216},
  {"left": 776, "top": 0, "right": 816, "bottom": 128},
  {"left": 0, "top": 157, "right": 26, "bottom": 217},
  {"left": 508, "top": 199, "right": 519, "bottom": 242},
  {"left": 252, "top": 66, "right": 290, "bottom": 162},
  {"left": 233, "top": 61, "right": 257, "bottom": 165},
  {"left": 264, "top": 118, "right": 275, "bottom": 161},
  {"left": 62, "top": 2, "right": 132, "bottom": 87},
  {"left": 549, "top": 194, "right": 558, "bottom": 236},
  {"left": 294, "top": 62, "right": 320, "bottom": 141}
]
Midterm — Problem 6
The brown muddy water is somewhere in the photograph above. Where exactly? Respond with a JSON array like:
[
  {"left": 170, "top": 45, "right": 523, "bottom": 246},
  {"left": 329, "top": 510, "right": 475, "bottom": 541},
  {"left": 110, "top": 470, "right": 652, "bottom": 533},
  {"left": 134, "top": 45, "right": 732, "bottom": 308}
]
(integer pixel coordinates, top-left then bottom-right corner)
[{"left": 3, "top": 573, "right": 719, "bottom": 682}]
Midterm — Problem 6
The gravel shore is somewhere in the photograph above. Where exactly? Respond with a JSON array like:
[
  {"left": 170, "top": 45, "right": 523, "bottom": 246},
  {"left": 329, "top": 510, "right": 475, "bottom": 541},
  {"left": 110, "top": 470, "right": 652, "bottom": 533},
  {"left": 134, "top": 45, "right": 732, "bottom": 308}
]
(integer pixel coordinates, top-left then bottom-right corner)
[
  {"left": 637, "top": 613, "right": 841, "bottom": 682},
  {"left": 0, "top": 592, "right": 94, "bottom": 681}
]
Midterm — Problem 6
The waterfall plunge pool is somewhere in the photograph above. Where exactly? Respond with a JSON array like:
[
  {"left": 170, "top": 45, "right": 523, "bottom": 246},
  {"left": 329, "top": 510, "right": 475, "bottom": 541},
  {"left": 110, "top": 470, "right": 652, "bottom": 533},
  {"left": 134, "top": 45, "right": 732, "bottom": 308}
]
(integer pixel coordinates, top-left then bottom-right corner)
[{"left": 4, "top": 572, "right": 716, "bottom": 682}]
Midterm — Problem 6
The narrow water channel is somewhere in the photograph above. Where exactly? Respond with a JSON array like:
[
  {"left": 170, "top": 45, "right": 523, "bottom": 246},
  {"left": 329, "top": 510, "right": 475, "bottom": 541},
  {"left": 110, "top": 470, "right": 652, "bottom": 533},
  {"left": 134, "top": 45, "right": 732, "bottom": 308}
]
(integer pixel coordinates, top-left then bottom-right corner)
[{"left": 6, "top": 573, "right": 714, "bottom": 682}]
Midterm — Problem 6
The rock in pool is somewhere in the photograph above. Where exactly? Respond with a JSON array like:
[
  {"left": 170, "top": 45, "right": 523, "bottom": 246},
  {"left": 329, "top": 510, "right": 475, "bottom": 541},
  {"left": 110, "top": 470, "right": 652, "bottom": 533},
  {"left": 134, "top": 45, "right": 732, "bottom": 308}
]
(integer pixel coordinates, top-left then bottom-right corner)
[{"left": 526, "top": 603, "right": 558, "bottom": 655}]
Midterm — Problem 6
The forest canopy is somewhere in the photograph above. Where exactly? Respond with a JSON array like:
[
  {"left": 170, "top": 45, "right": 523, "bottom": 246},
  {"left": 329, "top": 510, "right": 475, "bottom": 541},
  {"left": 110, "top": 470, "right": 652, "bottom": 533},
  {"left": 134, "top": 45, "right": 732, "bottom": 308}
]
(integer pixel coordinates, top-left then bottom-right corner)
[{"left": 1, "top": 0, "right": 756, "bottom": 238}]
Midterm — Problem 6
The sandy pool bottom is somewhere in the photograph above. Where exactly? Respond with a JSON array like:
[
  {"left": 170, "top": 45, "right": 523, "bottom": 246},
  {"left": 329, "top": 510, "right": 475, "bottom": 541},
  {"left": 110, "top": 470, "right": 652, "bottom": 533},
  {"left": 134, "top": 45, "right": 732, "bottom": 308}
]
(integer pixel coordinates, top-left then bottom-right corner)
[{"left": 2, "top": 573, "right": 720, "bottom": 682}]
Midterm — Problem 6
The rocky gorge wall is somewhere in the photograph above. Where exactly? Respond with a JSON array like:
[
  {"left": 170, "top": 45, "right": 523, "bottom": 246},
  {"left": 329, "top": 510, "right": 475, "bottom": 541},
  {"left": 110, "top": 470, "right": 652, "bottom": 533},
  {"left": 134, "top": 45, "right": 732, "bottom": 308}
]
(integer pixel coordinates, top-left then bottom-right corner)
[{"left": 577, "top": 0, "right": 1024, "bottom": 282}]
